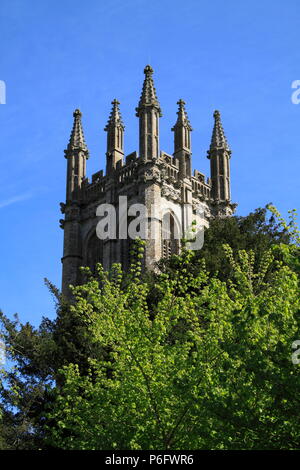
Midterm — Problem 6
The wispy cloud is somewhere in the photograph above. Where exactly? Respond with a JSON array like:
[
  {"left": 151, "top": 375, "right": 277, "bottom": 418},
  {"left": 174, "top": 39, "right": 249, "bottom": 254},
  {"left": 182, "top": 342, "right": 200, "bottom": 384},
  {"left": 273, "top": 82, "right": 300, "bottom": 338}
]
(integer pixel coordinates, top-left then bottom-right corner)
[{"left": 0, "top": 192, "right": 33, "bottom": 209}]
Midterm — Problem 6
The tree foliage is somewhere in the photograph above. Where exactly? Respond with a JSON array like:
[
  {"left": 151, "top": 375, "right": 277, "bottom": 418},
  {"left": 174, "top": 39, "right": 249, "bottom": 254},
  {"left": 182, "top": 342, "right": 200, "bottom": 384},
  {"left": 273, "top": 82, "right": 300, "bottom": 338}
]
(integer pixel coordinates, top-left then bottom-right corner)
[
  {"left": 0, "top": 207, "right": 299, "bottom": 450},
  {"left": 47, "top": 239, "right": 300, "bottom": 449},
  {"left": 159, "top": 206, "right": 291, "bottom": 282}
]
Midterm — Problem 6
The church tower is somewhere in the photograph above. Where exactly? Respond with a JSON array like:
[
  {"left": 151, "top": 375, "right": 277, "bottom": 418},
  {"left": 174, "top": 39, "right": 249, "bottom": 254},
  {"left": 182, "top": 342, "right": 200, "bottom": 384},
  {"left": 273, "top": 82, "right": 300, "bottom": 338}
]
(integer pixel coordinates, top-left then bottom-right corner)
[{"left": 60, "top": 66, "right": 236, "bottom": 297}]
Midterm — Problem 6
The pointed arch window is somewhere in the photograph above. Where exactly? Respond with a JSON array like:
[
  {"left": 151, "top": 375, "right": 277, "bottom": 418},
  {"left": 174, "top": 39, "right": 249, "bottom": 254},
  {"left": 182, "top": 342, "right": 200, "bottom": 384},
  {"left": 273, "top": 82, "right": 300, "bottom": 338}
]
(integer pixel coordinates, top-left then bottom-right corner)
[
  {"left": 219, "top": 155, "right": 224, "bottom": 175},
  {"left": 220, "top": 176, "right": 225, "bottom": 200},
  {"left": 86, "top": 233, "right": 104, "bottom": 274},
  {"left": 162, "top": 212, "right": 180, "bottom": 259}
]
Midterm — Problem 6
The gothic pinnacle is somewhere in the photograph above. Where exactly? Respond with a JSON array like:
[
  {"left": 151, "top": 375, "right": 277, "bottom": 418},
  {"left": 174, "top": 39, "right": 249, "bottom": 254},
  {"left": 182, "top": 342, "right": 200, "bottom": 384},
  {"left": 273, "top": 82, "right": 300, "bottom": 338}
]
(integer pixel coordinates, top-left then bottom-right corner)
[
  {"left": 64, "top": 108, "right": 89, "bottom": 158},
  {"left": 171, "top": 99, "right": 192, "bottom": 131},
  {"left": 104, "top": 99, "right": 125, "bottom": 131},
  {"left": 135, "top": 65, "right": 162, "bottom": 116},
  {"left": 209, "top": 110, "right": 230, "bottom": 153}
]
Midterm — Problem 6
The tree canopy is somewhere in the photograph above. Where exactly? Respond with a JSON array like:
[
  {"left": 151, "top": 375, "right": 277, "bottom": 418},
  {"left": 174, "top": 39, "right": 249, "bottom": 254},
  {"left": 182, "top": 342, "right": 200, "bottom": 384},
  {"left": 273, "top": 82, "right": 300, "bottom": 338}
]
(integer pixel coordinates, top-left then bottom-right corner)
[{"left": 0, "top": 206, "right": 299, "bottom": 450}]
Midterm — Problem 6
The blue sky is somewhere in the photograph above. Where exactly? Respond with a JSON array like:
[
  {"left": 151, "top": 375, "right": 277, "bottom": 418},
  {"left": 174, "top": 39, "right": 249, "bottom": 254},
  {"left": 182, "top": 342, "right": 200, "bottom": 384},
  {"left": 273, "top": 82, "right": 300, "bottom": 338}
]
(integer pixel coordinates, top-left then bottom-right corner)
[{"left": 0, "top": 0, "right": 299, "bottom": 326}]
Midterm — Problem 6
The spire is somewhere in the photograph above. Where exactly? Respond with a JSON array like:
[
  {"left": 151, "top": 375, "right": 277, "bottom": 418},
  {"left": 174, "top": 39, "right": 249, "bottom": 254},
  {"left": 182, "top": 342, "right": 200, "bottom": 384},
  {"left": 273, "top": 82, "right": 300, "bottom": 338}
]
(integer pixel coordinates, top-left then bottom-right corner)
[
  {"left": 136, "top": 65, "right": 161, "bottom": 161},
  {"left": 104, "top": 99, "right": 125, "bottom": 174},
  {"left": 172, "top": 99, "right": 192, "bottom": 131},
  {"left": 104, "top": 99, "right": 125, "bottom": 132},
  {"left": 64, "top": 109, "right": 89, "bottom": 202},
  {"left": 209, "top": 110, "right": 230, "bottom": 153},
  {"left": 172, "top": 100, "right": 192, "bottom": 173},
  {"left": 135, "top": 65, "right": 162, "bottom": 116},
  {"left": 207, "top": 110, "right": 232, "bottom": 209},
  {"left": 65, "top": 109, "right": 89, "bottom": 158}
]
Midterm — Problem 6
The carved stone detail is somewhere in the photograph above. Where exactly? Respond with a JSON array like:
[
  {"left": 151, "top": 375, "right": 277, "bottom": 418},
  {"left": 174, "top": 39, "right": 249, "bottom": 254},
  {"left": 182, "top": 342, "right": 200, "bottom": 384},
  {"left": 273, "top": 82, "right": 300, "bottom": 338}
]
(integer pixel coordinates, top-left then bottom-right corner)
[
  {"left": 143, "top": 166, "right": 161, "bottom": 183},
  {"left": 161, "top": 184, "right": 181, "bottom": 202}
]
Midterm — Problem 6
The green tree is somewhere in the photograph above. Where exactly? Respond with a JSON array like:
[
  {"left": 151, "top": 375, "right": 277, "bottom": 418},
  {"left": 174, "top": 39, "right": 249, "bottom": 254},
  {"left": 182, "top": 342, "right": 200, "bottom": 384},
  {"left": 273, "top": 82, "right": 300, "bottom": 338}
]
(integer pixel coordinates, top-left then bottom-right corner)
[
  {"left": 47, "top": 239, "right": 300, "bottom": 450},
  {"left": 1, "top": 207, "right": 299, "bottom": 449},
  {"left": 0, "top": 283, "right": 107, "bottom": 448},
  {"left": 158, "top": 206, "right": 291, "bottom": 282}
]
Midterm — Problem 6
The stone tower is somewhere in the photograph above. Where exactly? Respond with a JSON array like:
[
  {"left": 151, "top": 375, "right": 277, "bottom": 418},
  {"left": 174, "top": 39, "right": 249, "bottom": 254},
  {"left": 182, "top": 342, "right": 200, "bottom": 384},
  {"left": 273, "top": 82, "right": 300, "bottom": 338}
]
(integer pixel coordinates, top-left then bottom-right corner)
[{"left": 60, "top": 65, "right": 236, "bottom": 297}]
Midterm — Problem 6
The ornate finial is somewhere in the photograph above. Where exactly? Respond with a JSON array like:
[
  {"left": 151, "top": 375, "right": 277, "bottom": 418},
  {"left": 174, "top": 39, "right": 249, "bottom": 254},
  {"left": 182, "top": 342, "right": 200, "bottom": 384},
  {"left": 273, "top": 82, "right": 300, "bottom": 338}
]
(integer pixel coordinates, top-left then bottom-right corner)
[
  {"left": 64, "top": 108, "right": 89, "bottom": 158},
  {"left": 73, "top": 108, "right": 82, "bottom": 117},
  {"left": 136, "top": 65, "right": 162, "bottom": 116},
  {"left": 104, "top": 99, "right": 124, "bottom": 131},
  {"left": 213, "top": 110, "right": 220, "bottom": 119},
  {"left": 209, "top": 110, "right": 230, "bottom": 152},
  {"left": 144, "top": 64, "right": 154, "bottom": 75},
  {"left": 171, "top": 98, "right": 192, "bottom": 131}
]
